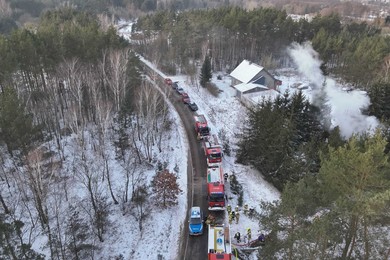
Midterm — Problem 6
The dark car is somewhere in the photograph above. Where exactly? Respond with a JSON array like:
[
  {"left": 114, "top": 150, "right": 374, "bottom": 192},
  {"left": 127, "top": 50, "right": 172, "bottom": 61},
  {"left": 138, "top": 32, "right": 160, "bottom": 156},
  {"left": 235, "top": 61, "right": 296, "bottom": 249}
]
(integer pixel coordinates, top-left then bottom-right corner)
[
  {"left": 188, "top": 102, "right": 198, "bottom": 111},
  {"left": 176, "top": 87, "right": 185, "bottom": 95},
  {"left": 172, "top": 81, "right": 179, "bottom": 90}
]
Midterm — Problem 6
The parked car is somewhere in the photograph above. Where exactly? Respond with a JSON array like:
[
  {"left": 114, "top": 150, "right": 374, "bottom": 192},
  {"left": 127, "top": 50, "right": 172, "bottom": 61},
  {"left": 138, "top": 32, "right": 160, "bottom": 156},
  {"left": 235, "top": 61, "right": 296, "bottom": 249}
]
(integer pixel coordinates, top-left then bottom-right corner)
[
  {"left": 172, "top": 81, "right": 179, "bottom": 90},
  {"left": 176, "top": 87, "right": 185, "bottom": 95},
  {"left": 188, "top": 102, "right": 198, "bottom": 111},
  {"left": 181, "top": 93, "right": 191, "bottom": 104},
  {"left": 164, "top": 78, "right": 172, "bottom": 86},
  {"left": 189, "top": 206, "right": 203, "bottom": 236}
]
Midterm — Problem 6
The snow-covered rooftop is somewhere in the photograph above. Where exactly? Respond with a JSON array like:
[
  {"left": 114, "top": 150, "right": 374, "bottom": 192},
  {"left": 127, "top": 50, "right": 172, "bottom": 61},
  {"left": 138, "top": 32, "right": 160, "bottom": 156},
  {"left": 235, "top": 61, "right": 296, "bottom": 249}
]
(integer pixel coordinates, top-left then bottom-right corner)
[
  {"left": 233, "top": 82, "right": 269, "bottom": 93},
  {"left": 230, "top": 60, "right": 264, "bottom": 84},
  {"left": 244, "top": 89, "right": 281, "bottom": 104}
]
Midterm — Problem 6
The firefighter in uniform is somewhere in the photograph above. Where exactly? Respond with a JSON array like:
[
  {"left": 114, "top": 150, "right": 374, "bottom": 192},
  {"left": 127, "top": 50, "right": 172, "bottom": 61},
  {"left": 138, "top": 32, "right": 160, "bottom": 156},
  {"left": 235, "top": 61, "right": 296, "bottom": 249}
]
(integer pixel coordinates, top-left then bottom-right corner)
[
  {"left": 227, "top": 204, "right": 232, "bottom": 215},
  {"left": 234, "top": 232, "right": 241, "bottom": 243},
  {"left": 243, "top": 204, "right": 249, "bottom": 215},
  {"left": 235, "top": 211, "right": 240, "bottom": 224},
  {"left": 228, "top": 212, "right": 233, "bottom": 224},
  {"left": 249, "top": 206, "right": 254, "bottom": 216},
  {"left": 205, "top": 214, "right": 215, "bottom": 225},
  {"left": 247, "top": 228, "right": 252, "bottom": 242},
  {"left": 224, "top": 172, "right": 228, "bottom": 182}
]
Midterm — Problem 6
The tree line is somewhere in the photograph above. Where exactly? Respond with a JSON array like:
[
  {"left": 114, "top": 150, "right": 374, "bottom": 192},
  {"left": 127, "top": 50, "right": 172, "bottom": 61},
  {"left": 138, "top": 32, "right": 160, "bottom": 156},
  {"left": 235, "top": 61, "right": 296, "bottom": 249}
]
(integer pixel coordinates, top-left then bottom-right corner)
[{"left": 133, "top": 8, "right": 390, "bottom": 86}]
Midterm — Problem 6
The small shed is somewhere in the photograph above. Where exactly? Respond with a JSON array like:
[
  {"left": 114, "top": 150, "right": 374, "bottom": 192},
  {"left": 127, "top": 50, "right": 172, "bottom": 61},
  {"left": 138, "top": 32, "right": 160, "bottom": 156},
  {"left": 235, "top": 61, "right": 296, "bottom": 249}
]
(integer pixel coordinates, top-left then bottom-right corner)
[{"left": 233, "top": 82, "right": 269, "bottom": 99}]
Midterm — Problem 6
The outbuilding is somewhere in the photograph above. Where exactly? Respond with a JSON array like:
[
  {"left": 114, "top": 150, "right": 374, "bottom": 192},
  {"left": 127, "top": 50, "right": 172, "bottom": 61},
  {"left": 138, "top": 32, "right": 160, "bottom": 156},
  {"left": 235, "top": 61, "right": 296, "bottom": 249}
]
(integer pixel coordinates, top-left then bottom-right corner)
[{"left": 230, "top": 60, "right": 281, "bottom": 106}]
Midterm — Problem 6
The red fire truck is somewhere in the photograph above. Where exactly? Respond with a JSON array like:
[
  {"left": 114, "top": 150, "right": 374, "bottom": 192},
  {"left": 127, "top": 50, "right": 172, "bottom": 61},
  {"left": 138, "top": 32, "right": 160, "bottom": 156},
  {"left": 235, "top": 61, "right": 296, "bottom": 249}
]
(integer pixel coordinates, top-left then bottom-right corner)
[
  {"left": 204, "top": 134, "right": 223, "bottom": 167},
  {"left": 194, "top": 115, "right": 210, "bottom": 140},
  {"left": 207, "top": 165, "right": 226, "bottom": 211}
]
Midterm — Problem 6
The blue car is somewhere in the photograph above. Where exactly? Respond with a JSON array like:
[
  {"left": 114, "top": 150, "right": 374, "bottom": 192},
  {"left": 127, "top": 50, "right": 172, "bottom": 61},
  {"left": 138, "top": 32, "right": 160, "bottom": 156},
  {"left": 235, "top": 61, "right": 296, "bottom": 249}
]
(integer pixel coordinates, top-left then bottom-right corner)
[{"left": 189, "top": 206, "right": 204, "bottom": 236}]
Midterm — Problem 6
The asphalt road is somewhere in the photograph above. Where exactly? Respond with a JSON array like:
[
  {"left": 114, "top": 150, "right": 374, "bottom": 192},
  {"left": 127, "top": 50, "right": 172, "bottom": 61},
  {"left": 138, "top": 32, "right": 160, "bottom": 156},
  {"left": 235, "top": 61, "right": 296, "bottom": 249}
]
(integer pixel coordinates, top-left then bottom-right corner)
[
  {"left": 165, "top": 86, "right": 209, "bottom": 260},
  {"left": 147, "top": 74, "right": 208, "bottom": 260},
  {"left": 143, "top": 64, "right": 211, "bottom": 260}
]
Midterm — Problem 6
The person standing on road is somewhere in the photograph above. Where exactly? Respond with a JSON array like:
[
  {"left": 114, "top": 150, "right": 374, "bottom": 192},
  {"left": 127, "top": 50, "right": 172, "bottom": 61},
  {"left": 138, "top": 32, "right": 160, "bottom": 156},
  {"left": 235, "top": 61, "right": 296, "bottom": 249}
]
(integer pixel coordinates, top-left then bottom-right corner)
[
  {"left": 234, "top": 232, "right": 241, "bottom": 243},
  {"left": 227, "top": 204, "right": 231, "bottom": 214},
  {"left": 243, "top": 204, "right": 248, "bottom": 215},
  {"left": 235, "top": 211, "right": 240, "bottom": 224},
  {"left": 247, "top": 228, "right": 252, "bottom": 242},
  {"left": 249, "top": 206, "right": 254, "bottom": 217}
]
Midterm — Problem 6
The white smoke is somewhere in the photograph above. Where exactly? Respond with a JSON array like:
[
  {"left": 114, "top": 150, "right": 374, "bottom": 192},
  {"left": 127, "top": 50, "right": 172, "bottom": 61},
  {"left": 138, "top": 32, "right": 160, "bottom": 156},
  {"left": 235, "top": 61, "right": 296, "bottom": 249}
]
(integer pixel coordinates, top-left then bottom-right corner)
[{"left": 287, "top": 42, "right": 379, "bottom": 139}]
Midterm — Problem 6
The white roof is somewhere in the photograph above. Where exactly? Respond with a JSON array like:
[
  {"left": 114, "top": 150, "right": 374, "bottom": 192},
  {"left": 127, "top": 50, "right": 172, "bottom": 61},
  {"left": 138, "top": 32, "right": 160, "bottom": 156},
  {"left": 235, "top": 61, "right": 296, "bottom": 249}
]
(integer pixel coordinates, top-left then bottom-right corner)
[
  {"left": 208, "top": 225, "right": 231, "bottom": 254},
  {"left": 190, "top": 207, "right": 201, "bottom": 218},
  {"left": 207, "top": 166, "right": 222, "bottom": 183},
  {"left": 244, "top": 89, "right": 280, "bottom": 104},
  {"left": 234, "top": 82, "right": 269, "bottom": 93},
  {"left": 230, "top": 60, "right": 264, "bottom": 84}
]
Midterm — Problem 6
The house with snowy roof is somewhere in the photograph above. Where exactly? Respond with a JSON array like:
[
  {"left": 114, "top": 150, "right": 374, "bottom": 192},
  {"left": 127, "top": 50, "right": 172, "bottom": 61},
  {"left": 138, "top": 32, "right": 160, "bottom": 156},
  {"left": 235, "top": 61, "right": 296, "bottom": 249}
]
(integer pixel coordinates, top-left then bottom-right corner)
[{"left": 229, "top": 59, "right": 281, "bottom": 106}]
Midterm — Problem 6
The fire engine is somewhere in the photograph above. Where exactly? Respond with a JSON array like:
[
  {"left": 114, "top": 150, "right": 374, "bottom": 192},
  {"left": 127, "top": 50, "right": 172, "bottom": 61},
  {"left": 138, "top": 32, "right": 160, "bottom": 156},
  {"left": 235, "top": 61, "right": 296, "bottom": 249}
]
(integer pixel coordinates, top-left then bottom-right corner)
[
  {"left": 204, "top": 134, "right": 223, "bottom": 167},
  {"left": 194, "top": 115, "right": 210, "bottom": 140},
  {"left": 207, "top": 165, "right": 226, "bottom": 211},
  {"left": 208, "top": 224, "right": 232, "bottom": 260}
]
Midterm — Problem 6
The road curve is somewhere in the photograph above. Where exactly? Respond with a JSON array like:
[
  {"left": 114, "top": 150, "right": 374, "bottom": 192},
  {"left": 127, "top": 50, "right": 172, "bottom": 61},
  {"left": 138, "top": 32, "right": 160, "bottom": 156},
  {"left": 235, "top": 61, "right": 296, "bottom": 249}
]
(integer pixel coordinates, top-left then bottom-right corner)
[{"left": 142, "top": 63, "right": 208, "bottom": 260}]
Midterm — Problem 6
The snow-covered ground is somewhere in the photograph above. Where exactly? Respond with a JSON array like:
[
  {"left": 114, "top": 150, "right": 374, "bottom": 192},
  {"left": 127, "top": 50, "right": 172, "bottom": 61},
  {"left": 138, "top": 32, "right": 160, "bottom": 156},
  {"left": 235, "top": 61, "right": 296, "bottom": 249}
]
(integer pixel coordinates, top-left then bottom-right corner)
[
  {"left": 2, "top": 22, "right": 376, "bottom": 260},
  {"left": 139, "top": 56, "right": 281, "bottom": 260}
]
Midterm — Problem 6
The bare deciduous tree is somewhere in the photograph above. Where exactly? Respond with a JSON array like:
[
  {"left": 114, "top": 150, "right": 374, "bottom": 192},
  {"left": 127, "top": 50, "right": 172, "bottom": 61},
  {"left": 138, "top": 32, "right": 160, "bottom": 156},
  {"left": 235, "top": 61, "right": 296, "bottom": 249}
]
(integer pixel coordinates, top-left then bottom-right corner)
[
  {"left": 101, "top": 48, "right": 130, "bottom": 112},
  {"left": 135, "top": 82, "right": 168, "bottom": 161},
  {"left": 132, "top": 185, "right": 149, "bottom": 232},
  {"left": 23, "top": 148, "right": 61, "bottom": 259},
  {"left": 74, "top": 134, "right": 110, "bottom": 243}
]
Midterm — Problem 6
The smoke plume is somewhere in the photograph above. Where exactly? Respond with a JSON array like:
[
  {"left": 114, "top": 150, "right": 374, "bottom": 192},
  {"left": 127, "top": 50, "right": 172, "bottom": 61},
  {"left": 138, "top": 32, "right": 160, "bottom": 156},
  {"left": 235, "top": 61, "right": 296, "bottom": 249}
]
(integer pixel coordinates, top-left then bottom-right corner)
[{"left": 287, "top": 42, "right": 379, "bottom": 138}]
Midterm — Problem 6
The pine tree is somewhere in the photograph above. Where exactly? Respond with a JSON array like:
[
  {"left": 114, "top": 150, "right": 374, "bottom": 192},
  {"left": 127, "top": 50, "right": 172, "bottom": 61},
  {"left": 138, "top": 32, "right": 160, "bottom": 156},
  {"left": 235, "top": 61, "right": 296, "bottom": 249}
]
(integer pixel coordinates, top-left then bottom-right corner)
[
  {"left": 367, "top": 82, "right": 390, "bottom": 121},
  {"left": 237, "top": 90, "right": 326, "bottom": 189},
  {"left": 260, "top": 177, "right": 323, "bottom": 260},
  {"left": 319, "top": 131, "right": 390, "bottom": 259},
  {"left": 236, "top": 97, "right": 293, "bottom": 189},
  {"left": 0, "top": 214, "right": 45, "bottom": 260},
  {"left": 199, "top": 55, "right": 212, "bottom": 87},
  {"left": 65, "top": 207, "right": 94, "bottom": 260},
  {"left": 260, "top": 132, "right": 390, "bottom": 259},
  {"left": 0, "top": 87, "right": 42, "bottom": 156},
  {"left": 151, "top": 169, "right": 182, "bottom": 208}
]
